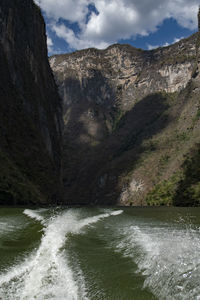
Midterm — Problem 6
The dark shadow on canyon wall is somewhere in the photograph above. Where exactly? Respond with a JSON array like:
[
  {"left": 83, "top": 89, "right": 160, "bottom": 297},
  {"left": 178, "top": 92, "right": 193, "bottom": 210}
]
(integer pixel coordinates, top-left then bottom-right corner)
[{"left": 62, "top": 74, "right": 171, "bottom": 205}]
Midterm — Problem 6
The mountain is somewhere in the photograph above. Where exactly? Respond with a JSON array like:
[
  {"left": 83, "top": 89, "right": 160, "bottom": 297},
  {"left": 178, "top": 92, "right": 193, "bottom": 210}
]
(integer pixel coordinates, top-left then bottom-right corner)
[
  {"left": 1, "top": 0, "right": 199, "bottom": 206},
  {"left": 50, "top": 27, "right": 200, "bottom": 205},
  {"left": 0, "top": 0, "right": 63, "bottom": 205}
]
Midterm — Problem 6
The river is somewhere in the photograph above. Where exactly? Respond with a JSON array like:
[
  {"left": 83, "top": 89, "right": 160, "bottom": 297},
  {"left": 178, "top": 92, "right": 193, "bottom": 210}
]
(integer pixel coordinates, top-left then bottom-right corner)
[{"left": 0, "top": 207, "right": 199, "bottom": 300}]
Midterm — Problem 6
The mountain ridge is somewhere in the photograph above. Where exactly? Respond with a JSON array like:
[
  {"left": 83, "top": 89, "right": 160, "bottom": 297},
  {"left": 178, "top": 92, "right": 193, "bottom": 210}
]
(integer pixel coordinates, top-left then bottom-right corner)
[{"left": 50, "top": 28, "right": 200, "bottom": 206}]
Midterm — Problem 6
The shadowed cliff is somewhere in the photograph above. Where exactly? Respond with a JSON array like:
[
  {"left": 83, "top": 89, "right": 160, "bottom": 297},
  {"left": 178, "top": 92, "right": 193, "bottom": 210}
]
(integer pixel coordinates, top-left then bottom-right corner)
[{"left": 0, "top": 0, "right": 63, "bottom": 205}]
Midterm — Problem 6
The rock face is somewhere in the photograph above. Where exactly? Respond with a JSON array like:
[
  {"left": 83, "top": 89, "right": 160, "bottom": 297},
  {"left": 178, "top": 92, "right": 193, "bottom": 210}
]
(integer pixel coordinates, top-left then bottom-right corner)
[
  {"left": 51, "top": 36, "right": 196, "bottom": 113},
  {"left": 50, "top": 22, "right": 200, "bottom": 206},
  {"left": 0, "top": 0, "right": 63, "bottom": 204}
]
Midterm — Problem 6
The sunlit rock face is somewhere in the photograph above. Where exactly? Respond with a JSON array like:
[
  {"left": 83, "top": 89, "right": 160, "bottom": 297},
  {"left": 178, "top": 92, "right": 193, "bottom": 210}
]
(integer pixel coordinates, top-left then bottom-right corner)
[
  {"left": 50, "top": 32, "right": 199, "bottom": 206},
  {"left": 0, "top": 0, "right": 63, "bottom": 204},
  {"left": 50, "top": 35, "right": 196, "bottom": 113}
]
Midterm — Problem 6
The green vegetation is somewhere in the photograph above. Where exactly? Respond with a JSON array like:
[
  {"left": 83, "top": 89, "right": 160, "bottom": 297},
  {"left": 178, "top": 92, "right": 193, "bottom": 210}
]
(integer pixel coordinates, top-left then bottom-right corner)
[
  {"left": 175, "top": 131, "right": 189, "bottom": 142},
  {"left": 159, "top": 154, "right": 170, "bottom": 167},
  {"left": 146, "top": 144, "right": 200, "bottom": 207},
  {"left": 146, "top": 173, "right": 181, "bottom": 206},
  {"left": 112, "top": 110, "right": 124, "bottom": 132},
  {"left": 174, "top": 144, "right": 200, "bottom": 206}
]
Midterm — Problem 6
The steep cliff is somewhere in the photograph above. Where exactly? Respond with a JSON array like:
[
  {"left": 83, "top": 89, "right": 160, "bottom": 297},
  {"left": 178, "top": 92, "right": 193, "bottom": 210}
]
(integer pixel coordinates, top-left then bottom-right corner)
[
  {"left": 49, "top": 8, "right": 200, "bottom": 206},
  {"left": 50, "top": 27, "right": 200, "bottom": 206},
  {"left": 0, "top": 0, "right": 63, "bottom": 204},
  {"left": 51, "top": 34, "right": 196, "bottom": 113}
]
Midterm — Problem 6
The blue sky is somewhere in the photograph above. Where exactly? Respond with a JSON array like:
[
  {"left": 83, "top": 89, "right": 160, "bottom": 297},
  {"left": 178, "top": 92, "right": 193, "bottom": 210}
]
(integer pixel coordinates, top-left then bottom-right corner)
[{"left": 35, "top": 0, "right": 199, "bottom": 55}]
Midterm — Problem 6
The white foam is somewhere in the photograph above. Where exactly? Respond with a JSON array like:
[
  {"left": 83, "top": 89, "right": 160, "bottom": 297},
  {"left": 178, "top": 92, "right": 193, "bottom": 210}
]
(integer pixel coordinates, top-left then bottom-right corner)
[
  {"left": 0, "top": 209, "right": 123, "bottom": 300},
  {"left": 110, "top": 210, "right": 123, "bottom": 216},
  {"left": 116, "top": 224, "right": 200, "bottom": 300},
  {"left": 23, "top": 209, "right": 45, "bottom": 223},
  {"left": 77, "top": 210, "right": 123, "bottom": 230}
]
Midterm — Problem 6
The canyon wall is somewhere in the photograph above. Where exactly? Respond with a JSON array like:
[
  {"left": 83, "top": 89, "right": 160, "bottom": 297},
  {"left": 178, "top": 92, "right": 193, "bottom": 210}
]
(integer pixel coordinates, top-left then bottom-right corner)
[
  {"left": 0, "top": 0, "right": 63, "bottom": 204},
  {"left": 50, "top": 32, "right": 200, "bottom": 206}
]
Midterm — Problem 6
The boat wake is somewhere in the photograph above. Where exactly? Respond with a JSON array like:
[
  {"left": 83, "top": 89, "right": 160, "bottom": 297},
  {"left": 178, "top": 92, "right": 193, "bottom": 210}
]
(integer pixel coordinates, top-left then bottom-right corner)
[
  {"left": 116, "top": 223, "right": 200, "bottom": 300},
  {"left": 0, "top": 208, "right": 123, "bottom": 300}
]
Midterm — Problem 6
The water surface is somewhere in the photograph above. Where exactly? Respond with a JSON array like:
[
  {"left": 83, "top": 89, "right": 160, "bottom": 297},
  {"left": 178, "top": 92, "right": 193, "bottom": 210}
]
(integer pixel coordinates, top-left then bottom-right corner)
[{"left": 0, "top": 206, "right": 200, "bottom": 300}]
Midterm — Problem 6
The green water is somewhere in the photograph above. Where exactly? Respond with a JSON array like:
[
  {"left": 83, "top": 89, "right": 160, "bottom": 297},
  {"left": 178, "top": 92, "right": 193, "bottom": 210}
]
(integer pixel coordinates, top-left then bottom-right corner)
[{"left": 0, "top": 207, "right": 200, "bottom": 300}]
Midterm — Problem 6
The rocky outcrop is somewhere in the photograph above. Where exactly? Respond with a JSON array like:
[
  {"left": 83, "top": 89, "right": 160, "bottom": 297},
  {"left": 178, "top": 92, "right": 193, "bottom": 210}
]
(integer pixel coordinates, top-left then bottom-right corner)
[
  {"left": 0, "top": 0, "right": 63, "bottom": 204},
  {"left": 51, "top": 34, "right": 196, "bottom": 112},
  {"left": 49, "top": 29, "right": 200, "bottom": 206}
]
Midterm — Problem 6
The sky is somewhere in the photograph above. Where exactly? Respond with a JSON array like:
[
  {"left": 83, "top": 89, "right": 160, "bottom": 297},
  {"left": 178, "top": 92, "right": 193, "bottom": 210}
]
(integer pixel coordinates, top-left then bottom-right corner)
[{"left": 34, "top": 0, "right": 200, "bottom": 55}]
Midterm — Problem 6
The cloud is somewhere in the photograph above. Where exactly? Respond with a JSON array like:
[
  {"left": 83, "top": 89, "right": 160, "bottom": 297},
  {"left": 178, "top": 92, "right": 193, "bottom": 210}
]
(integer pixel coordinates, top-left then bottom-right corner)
[
  {"left": 35, "top": 0, "right": 90, "bottom": 23},
  {"left": 147, "top": 36, "right": 184, "bottom": 50},
  {"left": 173, "top": 37, "right": 184, "bottom": 43},
  {"left": 51, "top": 23, "right": 109, "bottom": 50},
  {"left": 47, "top": 35, "right": 53, "bottom": 52},
  {"left": 35, "top": 0, "right": 199, "bottom": 51},
  {"left": 46, "top": 33, "right": 62, "bottom": 55},
  {"left": 147, "top": 44, "right": 159, "bottom": 50}
]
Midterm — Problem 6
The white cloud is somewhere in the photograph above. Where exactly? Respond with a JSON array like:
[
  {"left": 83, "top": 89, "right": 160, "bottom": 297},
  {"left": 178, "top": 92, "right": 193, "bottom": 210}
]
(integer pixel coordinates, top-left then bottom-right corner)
[
  {"left": 35, "top": 0, "right": 90, "bottom": 23},
  {"left": 147, "top": 36, "right": 184, "bottom": 50},
  {"left": 46, "top": 34, "right": 62, "bottom": 55},
  {"left": 35, "top": 0, "right": 199, "bottom": 51},
  {"left": 147, "top": 44, "right": 159, "bottom": 50},
  {"left": 51, "top": 23, "right": 109, "bottom": 50},
  {"left": 173, "top": 37, "right": 184, "bottom": 43},
  {"left": 47, "top": 35, "right": 53, "bottom": 52}
]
